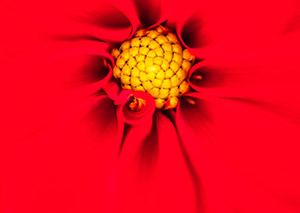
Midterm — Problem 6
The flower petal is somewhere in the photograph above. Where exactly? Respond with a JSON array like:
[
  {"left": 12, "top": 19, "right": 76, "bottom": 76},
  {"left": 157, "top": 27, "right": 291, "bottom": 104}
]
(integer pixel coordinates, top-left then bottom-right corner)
[
  {"left": 152, "top": 111, "right": 202, "bottom": 212},
  {"left": 174, "top": 0, "right": 300, "bottom": 58},
  {"left": 106, "top": 119, "right": 157, "bottom": 213},
  {"left": 188, "top": 40, "right": 300, "bottom": 110},
  {"left": 34, "top": 0, "right": 141, "bottom": 42},
  {"left": 176, "top": 92, "right": 300, "bottom": 212},
  {"left": 110, "top": 111, "right": 200, "bottom": 212},
  {"left": 50, "top": 44, "right": 114, "bottom": 89},
  {"left": 0, "top": 95, "right": 124, "bottom": 213},
  {"left": 0, "top": 38, "right": 116, "bottom": 145}
]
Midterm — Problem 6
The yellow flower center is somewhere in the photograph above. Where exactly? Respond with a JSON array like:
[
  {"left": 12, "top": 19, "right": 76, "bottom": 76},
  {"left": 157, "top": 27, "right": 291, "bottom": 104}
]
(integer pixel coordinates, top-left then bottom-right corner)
[{"left": 111, "top": 25, "right": 195, "bottom": 110}]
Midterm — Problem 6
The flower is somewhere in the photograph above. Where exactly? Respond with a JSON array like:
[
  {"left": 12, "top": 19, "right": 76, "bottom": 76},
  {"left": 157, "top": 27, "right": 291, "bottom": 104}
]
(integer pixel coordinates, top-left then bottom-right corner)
[{"left": 1, "top": 0, "right": 300, "bottom": 213}]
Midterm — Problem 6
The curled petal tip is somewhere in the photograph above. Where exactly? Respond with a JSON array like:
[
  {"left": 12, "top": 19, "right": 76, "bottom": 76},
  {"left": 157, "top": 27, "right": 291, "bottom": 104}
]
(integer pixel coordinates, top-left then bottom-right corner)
[{"left": 128, "top": 96, "right": 147, "bottom": 112}]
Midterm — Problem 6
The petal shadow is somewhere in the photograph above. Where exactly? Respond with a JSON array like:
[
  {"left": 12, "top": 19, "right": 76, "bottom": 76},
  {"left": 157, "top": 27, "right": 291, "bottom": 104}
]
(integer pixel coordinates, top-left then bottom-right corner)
[
  {"left": 132, "top": 0, "right": 163, "bottom": 26},
  {"left": 180, "top": 12, "right": 211, "bottom": 49}
]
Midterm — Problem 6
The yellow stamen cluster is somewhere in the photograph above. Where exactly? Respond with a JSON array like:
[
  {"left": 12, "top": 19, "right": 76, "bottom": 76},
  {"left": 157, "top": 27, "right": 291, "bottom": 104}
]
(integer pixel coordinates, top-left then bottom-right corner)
[{"left": 111, "top": 26, "right": 195, "bottom": 109}]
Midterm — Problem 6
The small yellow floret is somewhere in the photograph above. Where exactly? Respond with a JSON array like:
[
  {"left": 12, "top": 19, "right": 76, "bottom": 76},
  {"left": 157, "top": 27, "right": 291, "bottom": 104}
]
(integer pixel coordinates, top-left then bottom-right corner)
[
  {"left": 155, "top": 98, "right": 165, "bottom": 108},
  {"left": 139, "top": 47, "right": 149, "bottom": 55},
  {"left": 111, "top": 48, "right": 120, "bottom": 58}
]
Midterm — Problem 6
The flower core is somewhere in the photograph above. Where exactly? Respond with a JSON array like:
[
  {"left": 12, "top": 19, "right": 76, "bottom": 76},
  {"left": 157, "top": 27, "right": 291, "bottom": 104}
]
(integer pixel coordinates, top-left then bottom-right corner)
[{"left": 111, "top": 25, "right": 195, "bottom": 109}]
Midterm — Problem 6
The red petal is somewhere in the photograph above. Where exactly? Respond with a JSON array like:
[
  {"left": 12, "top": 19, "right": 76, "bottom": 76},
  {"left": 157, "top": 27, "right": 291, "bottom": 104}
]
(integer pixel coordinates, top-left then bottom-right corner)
[
  {"left": 109, "top": 111, "right": 199, "bottom": 212},
  {"left": 151, "top": 111, "right": 201, "bottom": 212},
  {"left": 0, "top": 95, "right": 125, "bottom": 212},
  {"left": 31, "top": 0, "right": 141, "bottom": 42},
  {"left": 173, "top": 0, "right": 300, "bottom": 58},
  {"left": 188, "top": 40, "right": 300, "bottom": 106},
  {"left": 176, "top": 92, "right": 300, "bottom": 212},
  {"left": 1, "top": 39, "right": 115, "bottom": 145}
]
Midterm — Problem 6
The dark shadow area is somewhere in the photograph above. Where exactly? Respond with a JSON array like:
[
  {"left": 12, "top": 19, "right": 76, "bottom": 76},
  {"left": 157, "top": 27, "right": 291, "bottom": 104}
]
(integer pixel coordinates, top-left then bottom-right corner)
[
  {"left": 83, "top": 97, "right": 118, "bottom": 144},
  {"left": 179, "top": 96, "right": 214, "bottom": 139},
  {"left": 132, "top": 0, "right": 162, "bottom": 26},
  {"left": 181, "top": 12, "right": 210, "bottom": 48},
  {"left": 67, "top": 55, "right": 110, "bottom": 88},
  {"left": 49, "top": 34, "right": 104, "bottom": 43},
  {"left": 189, "top": 66, "right": 227, "bottom": 88},
  {"left": 118, "top": 124, "right": 130, "bottom": 155}
]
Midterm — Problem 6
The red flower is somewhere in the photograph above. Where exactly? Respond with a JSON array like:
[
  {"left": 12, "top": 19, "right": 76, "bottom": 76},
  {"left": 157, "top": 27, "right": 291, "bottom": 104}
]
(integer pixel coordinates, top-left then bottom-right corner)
[{"left": 1, "top": 0, "right": 300, "bottom": 212}]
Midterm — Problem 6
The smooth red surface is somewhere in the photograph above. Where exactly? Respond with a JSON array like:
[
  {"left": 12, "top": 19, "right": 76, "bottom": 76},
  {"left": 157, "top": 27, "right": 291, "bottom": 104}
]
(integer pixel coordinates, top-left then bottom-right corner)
[{"left": 1, "top": 0, "right": 300, "bottom": 212}]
